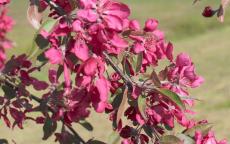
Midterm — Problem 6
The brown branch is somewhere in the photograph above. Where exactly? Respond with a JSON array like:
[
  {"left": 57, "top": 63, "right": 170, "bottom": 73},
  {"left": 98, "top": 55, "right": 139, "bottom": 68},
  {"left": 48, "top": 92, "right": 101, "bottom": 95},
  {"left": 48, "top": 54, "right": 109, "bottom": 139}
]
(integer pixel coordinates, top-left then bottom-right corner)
[
  {"left": 43, "top": 0, "right": 66, "bottom": 16},
  {"left": 103, "top": 52, "right": 133, "bottom": 86}
]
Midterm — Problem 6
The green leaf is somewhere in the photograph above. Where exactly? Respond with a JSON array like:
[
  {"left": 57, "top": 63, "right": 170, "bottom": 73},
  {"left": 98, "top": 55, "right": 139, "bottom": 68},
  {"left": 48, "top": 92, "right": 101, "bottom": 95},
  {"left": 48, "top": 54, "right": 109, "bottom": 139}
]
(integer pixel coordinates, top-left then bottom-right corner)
[
  {"left": 150, "top": 69, "right": 161, "bottom": 87},
  {"left": 57, "top": 65, "right": 64, "bottom": 80},
  {"left": 79, "top": 120, "right": 93, "bottom": 131},
  {"left": 176, "top": 134, "right": 195, "bottom": 144},
  {"left": 28, "top": 19, "right": 58, "bottom": 60},
  {"left": 35, "top": 34, "right": 49, "bottom": 50},
  {"left": 160, "top": 135, "right": 182, "bottom": 144},
  {"left": 183, "top": 123, "right": 212, "bottom": 137},
  {"left": 157, "top": 88, "right": 186, "bottom": 110},
  {"left": 116, "top": 86, "right": 128, "bottom": 125},
  {"left": 135, "top": 52, "right": 143, "bottom": 73},
  {"left": 143, "top": 125, "right": 153, "bottom": 138},
  {"left": 37, "top": 52, "right": 48, "bottom": 62},
  {"left": 164, "top": 124, "right": 173, "bottom": 131},
  {"left": 123, "top": 58, "right": 131, "bottom": 76},
  {"left": 42, "top": 118, "right": 57, "bottom": 140},
  {"left": 137, "top": 95, "right": 147, "bottom": 120},
  {"left": 2, "top": 85, "right": 16, "bottom": 99},
  {"left": 109, "top": 88, "right": 122, "bottom": 104}
]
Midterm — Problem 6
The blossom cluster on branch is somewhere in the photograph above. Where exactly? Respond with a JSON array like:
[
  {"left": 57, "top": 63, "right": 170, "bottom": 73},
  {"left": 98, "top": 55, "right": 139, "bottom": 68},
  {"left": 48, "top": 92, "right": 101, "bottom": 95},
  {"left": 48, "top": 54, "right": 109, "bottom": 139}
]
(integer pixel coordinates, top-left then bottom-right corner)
[
  {"left": 0, "top": 0, "right": 228, "bottom": 144},
  {"left": 0, "top": 0, "right": 13, "bottom": 69}
]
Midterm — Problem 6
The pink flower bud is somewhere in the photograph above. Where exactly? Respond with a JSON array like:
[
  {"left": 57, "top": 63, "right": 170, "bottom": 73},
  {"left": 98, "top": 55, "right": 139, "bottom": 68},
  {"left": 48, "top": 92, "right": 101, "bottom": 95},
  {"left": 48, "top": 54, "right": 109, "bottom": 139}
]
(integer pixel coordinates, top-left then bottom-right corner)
[
  {"left": 144, "top": 18, "right": 158, "bottom": 32},
  {"left": 129, "top": 20, "right": 140, "bottom": 30}
]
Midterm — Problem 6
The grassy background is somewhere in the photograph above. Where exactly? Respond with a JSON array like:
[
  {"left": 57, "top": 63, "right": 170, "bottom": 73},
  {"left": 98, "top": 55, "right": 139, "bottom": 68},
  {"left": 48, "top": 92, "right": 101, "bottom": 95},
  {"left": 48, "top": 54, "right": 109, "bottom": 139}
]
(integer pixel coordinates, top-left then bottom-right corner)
[{"left": 0, "top": 0, "right": 230, "bottom": 143}]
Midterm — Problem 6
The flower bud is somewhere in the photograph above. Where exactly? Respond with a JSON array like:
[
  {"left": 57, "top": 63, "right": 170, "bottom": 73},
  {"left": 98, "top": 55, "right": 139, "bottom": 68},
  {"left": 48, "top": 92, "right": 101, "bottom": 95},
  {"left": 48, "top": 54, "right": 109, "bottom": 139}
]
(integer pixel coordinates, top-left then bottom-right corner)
[
  {"left": 129, "top": 20, "right": 140, "bottom": 30},
  {"left": 144, "top": 18, "right": 158, "bottom": 32},
  {"left": 202, "top": 6, "right": 215, "bottom": 17}
]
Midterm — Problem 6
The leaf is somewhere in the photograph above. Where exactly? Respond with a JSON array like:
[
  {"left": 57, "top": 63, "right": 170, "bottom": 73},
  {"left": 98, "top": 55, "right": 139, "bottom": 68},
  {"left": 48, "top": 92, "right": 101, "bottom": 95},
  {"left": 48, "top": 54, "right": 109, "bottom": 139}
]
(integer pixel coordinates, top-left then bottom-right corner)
[
  {"left": 27, "top": 0, "right": 43, "bottom": 29},
  {"left": 117, "top": 52, "right": 125, "bottom": 65},
  {"left": 183, "top": 123, "right": 212, "bottom": 137},
  {"left": 116, "top": 86, "right": 128, "bottom": 125},
  {"left": 42, "top": 118, "right": 57, "bottom": 140},
  {"left": 57, "top": 65, "right": 64, "bottom": 80},
  {"left": 143, "top": 125, "right": 153, "bottom": 138},
  {"left": 135, "top": 52, "right": 143, "bottom": 73},
  {"left": 157, "top": 88, "right": 186, "bottom": 110},
  {"left": 2, "top": 85, "right": 16, "bottom": 99},
  {"left": 158, "top": 67, "right": 168, "bottom": 81},
  {"left": 28, "top": 19, "right": 58, "bottom": 60},
  {"left": 160, "top": 135, "right": 182, "bottom": 144},
  {"left": 0, "top": 139, "right": 8, "bottom": 144},
  {"left": 123, "top": 58, "right": 131, "bottom": 76},
  {"left": 79, "top": 120, "right": 93, "bottom": 131},
  {"left": 150, "top": 69, "right": 161, "bottom": 87},
  {"left": 35, "top": 34, "right": 49, "bottom": 50},
  {"left": 137, "top": 95, "right": 147, "bottom": 120},
  {"left": 164, "top": 124, "right": 173, "bottom": 131},
  {"left": 176, "top": 134, "right": 195, "bottom": 144},
  {"left": 217, "top": 0, "right": 230, "bottom": 22},
  {"left": 2, "top": 56, "right": 20, "bottom": 74},
  {"left": 37, "top": 52, "right": 48, "bottom": 62}
]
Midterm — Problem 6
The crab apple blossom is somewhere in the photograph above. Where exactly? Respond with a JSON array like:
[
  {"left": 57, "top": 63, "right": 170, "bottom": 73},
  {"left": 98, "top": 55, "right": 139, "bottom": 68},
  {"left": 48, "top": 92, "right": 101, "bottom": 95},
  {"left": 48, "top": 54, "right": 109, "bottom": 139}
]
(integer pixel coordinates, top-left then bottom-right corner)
[
  {"left": 0, "top": 0, "right": 228, "bottom": 144},
  {"left": 195, "top": 131, "right": 227, "bottom": 144},
  {"left": 0, "top": 3, "right": 14, "bottom": 70},
  {"left": 0, "top": 0, "right": 10, "bottom": 5}
]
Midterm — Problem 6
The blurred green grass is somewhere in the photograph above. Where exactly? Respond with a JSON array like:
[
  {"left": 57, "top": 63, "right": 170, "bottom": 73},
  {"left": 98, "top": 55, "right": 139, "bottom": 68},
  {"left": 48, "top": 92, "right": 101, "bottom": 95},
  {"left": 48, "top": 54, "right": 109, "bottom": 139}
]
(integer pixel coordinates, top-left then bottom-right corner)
[{"left": 1, "top": 0, "right": 230, "bottom": 143}]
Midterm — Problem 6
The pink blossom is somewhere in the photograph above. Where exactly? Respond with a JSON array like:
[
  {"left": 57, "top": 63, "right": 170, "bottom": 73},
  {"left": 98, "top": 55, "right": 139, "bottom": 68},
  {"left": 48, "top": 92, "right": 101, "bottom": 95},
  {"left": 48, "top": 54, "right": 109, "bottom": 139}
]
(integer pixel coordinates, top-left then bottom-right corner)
[
  {"left": 129, "top": 19, "right": 141, "bottom": 30},
  {"left": 72, "top": 36, "right": 89, "bottom": 61},
  {"left": 78, "top": 0, "right": 130, "bottom": 31},
  {"left": 45, "top": 48, "right": 63, "bottom": 64},
  {"left": 195, "top": 131, "right": 227, "bottom": 144},
  {"left": 0, "top": 0, "right": 10, "bottom": 5},
  {"left": 0, "top": 7, "right": 14, "bottom": 70}
]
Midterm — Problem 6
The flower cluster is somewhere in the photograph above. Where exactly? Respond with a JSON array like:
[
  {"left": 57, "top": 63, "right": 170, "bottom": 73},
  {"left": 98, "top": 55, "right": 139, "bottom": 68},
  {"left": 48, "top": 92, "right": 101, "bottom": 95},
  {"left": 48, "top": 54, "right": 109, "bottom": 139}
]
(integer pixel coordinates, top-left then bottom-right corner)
[
  {"left": 0, "top": 0, "right": 13, "bottom": 70},
  {"left": 38, "top": 0, "right": 227, "bottom": 143},
  {"left": 0, "top": 0, "right": 10, "bottom": 5},
  {"left": 39, "top": 0, "right": 75, "bottom": 18},
  {"left": 195, "top": 131, "right": 227, "bottom": 144},
  {"left": 0, "top": 0, "right": 228, "bottom": 143}
]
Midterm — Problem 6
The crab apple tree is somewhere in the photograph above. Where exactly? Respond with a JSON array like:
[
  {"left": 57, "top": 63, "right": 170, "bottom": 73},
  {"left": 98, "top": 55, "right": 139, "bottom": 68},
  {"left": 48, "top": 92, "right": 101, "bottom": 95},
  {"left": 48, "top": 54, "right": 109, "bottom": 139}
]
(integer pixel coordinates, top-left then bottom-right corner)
[{"left": 0, "top": 0, "right": 228, "bottom": 144}]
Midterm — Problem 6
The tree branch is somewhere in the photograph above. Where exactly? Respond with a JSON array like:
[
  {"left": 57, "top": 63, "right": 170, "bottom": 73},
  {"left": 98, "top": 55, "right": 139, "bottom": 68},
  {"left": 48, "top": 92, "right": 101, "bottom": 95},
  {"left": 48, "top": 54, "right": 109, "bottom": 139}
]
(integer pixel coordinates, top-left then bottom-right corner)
[
  {"left": 43, "top": 0, "right": 66, "bottom": 16},
  {"left": 103, "top": 52, "right": 133, "bottom": 86}
]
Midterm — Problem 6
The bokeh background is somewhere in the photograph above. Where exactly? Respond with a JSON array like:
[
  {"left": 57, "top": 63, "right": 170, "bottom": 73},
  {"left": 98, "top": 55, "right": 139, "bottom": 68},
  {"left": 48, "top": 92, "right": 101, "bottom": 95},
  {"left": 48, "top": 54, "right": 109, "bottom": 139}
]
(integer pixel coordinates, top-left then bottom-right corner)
[{"left": 0, "top": 0, "right": 230, "bottom": 143}]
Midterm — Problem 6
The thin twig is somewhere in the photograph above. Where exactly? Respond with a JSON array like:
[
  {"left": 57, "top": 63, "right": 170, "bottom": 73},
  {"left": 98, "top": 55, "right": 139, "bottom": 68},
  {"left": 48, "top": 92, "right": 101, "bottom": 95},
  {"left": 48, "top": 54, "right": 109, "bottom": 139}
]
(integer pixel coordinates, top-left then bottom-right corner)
[
  {"left": 152, "top": 127, "right": 160, "bottom": 141},
  {"left": 44, "top": 0, "right": 66, "bottom": 16},
  {"left": 103, "top": 52, "right": 133, "bottom": 86}
]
